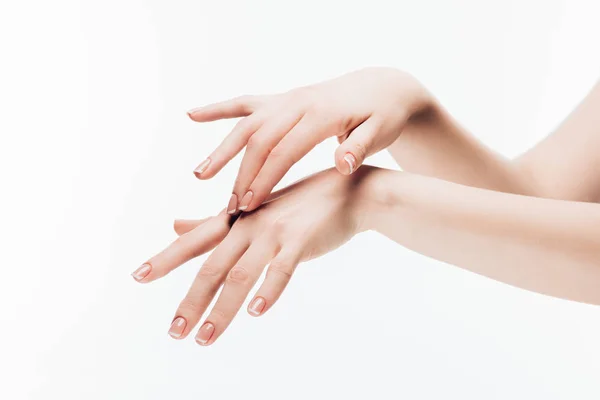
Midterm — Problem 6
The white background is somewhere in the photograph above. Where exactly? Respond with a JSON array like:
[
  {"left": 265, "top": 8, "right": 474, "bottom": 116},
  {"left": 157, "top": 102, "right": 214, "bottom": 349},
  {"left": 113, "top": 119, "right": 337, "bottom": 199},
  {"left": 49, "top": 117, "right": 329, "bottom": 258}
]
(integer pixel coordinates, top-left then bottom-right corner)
[{"left": 1, "top": 1, "right": 600, "bottom": 399}]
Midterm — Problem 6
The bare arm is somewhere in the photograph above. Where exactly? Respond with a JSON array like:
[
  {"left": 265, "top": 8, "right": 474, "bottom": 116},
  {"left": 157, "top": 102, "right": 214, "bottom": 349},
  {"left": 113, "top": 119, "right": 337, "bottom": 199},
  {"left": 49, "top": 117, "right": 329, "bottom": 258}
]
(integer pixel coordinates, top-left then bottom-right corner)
[
  {"left": 516, "top": 81, "right": 600, "bottom": 202},
  {"left": 389, "top": 81, "right": 600, "bottom": 201},
  {"left": 189, "top": 66, "right": 600, "bottom": 206},
  {"left": 360, "top": 168, "right": 600, "bottom": 305},
  {"left": 139, "top": 166, "right": 600, "bottom": 344}
]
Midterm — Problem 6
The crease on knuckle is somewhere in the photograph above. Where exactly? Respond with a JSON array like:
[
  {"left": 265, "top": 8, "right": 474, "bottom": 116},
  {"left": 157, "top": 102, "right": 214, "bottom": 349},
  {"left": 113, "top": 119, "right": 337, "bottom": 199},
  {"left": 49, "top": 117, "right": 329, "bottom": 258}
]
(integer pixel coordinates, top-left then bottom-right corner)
[
  {"left": 247, "top": 135, "right": 272, "bottom": 154},
  {"left": 198, "top": 264, "right": 221, "bottom": 278},
  {"left": 268, "top": 144, "right": 287, "bottom": 160},
  {"left": 233, "top": 116, "right": 253, "bottom": 134},
  {"left": 226, "top": 266, "right": 250, "bottom": 284},
  {"left": 267, "top": 261, "right": 294, "bottom": 281},
  {"left": 178, "top": 298, "right": 203, "bottom": 314},
  {"left": 353, "top": 141, "right": 369, "bottom": 160},
  {"left": 210, "top": 308, "right": 229, "bottom": 321},
  {"left": 269, "top": 217, "right": 287, "bottom": 234}
]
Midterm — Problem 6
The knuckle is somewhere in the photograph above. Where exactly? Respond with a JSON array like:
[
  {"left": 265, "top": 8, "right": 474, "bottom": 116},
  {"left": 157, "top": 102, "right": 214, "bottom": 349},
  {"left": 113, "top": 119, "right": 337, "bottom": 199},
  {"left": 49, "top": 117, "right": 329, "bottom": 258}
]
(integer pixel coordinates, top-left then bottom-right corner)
[
  {"left": 246, "top": 135, "right": 271, "bottom": 152},
  {"left": 269, "top": 217, "right": 287, "bottom": 233},
  {"left": 268, "top": 144, "right": 287, "bottom": 160},
  {"left": 233, "top": 116, "right": 253, "bottom": 133},
  {"left": 178, "top": 298, "right": 202, "bottom": 314},
  {"left": 267, "top": 260, "right": 294, "bottom": 280},
  {"left": 352, "top": 141, "right": 369, "bottom": 160},
  {"left": 210, "top": 308, "right": 229, "bottom": 321},
  {"left": 226, "top": 266, "right": 250, "bottom": 284},
  {"left": 198, "top": 263, "right": 221, "bottom": 278}
]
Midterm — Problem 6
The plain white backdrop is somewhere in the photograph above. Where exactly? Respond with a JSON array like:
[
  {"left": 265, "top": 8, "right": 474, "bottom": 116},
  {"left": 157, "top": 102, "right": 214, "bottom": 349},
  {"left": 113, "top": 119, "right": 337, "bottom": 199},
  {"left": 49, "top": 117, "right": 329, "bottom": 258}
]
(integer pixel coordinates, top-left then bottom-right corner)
[{"left": 1, "top": 0, "right": 600, "bottom": 399}]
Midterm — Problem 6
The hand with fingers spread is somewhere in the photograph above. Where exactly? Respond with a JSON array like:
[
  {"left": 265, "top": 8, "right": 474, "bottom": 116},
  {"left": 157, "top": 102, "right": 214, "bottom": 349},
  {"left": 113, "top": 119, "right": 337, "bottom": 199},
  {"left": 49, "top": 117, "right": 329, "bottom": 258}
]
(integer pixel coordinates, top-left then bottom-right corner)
[
  {"left": 188, "top": 67, "right": 432, "bottom": 214},
  {"left": 132, "top": 167, "right": 373, "bottom": 345}
]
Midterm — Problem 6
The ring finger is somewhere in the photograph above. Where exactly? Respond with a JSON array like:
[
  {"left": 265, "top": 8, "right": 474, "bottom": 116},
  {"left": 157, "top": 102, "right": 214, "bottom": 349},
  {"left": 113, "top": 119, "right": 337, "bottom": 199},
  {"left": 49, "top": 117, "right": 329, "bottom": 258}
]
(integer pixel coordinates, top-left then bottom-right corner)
[{"left": 195, "top": 237, "right": 278, "bottom": 345}]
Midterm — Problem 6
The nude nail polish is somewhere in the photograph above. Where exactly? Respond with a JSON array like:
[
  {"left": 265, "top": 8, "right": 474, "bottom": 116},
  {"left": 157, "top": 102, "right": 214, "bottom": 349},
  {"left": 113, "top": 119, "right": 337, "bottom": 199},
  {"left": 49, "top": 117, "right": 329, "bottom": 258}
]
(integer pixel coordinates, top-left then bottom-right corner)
[
  {"left": 168, "top": 317, "right": 186, "bottom": 339},
  {"left": 187, "top": 107, "right": 203, "bottom": 115},
  {"left": 131, "top": 263, "right": 151, "bottom": 282},
  {"left": 193, "top": 158, "right": 211, "bottom": 178},
  {"left": 343, "top": 153, "right": 357, "bottom": 175},
  {"left": 238, "top": 191, "right": 253, "bottom": 211},
  {"left": 248, "top": 297, "right": 266, "bottom": 316},
  {"left": 227, "top": 194, "right": 238, "bottom": 214},
  {"left": 195, "top": 322, "right": 215, "bottom": 345}
]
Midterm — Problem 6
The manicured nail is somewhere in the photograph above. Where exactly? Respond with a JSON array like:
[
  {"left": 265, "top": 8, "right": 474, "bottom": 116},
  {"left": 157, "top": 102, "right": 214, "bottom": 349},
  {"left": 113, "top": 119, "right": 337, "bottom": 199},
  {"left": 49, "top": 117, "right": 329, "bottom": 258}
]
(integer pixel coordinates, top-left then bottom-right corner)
[
  {"left": 227, "top": 194, "right": 238, "bottom": 214},
  {"left": 187, "top": 107, "right": 203, "bottom": 116},
  {"left": 193, "top": 158, "right": 211, "bottom": 178},
  {"left": 195, "top": 322, "right": 215, "bottom": 345},
  {"left": 131, "top": 263, "right": 152, "bottom": 282},
  {"left": 343, "top": 153, "right": 357, "bottom": 175},
  {"left": 168, "top": 317, "right": 187, "bottom": 339},
  {"left": 238, "top": 191, "right": 253, "bottom": 211},
  {"left": 248, "top": 297, "right": 266, "bottom": 316}
]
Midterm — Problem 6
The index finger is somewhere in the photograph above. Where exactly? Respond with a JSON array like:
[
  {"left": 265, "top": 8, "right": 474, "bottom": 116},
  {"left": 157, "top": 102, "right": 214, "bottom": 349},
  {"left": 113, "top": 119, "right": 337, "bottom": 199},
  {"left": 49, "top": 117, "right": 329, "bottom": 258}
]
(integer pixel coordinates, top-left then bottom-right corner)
[
  {"left": 239, "top": 115, "right": 329, "bottom": 212},
  {"left": 131, "top": 213, "right": 231, "bottom": 283},
  {"left": 187, "top": 95, "right": 260, "bottom": 122}
]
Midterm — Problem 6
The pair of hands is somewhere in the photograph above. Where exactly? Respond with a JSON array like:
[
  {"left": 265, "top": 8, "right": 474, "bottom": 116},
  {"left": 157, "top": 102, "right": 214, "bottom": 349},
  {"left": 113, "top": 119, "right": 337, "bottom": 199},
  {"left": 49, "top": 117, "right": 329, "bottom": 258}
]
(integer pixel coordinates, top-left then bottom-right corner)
[{"left": 132, "top": 67, "right": 432, "bottom": 345}]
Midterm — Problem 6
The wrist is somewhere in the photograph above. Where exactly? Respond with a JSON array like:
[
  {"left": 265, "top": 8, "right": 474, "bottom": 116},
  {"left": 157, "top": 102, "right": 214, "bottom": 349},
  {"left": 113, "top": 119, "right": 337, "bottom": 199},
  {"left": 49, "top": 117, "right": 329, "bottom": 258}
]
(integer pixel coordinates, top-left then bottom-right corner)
[
  {"left": 390, "top": 69, "right": 435, "bottom": 116},
  {"left": 350, "top": 166, "right": 404, "bottom": 233}
]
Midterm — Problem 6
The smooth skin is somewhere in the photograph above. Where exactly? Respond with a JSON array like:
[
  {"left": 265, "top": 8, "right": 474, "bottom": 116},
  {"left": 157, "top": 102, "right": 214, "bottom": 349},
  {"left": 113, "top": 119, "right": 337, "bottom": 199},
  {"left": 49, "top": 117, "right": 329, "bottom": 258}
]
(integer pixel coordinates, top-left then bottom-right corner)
[
  {"left": 188, "top": 67, "right": 431, "bottom": 213},
  {"left": 134, "top": 69, "right": 600, "bottom": 345}
]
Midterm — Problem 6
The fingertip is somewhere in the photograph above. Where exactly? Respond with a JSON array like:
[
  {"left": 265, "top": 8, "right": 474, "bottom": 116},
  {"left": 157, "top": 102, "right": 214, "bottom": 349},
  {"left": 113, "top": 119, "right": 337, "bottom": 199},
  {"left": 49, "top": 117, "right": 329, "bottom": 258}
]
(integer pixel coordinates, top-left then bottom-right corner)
[
  {"left": 248, "top": 297, "right": 267, "bottom": 317},
  {"left": 131, "top": 263, "right": 152, "bottom": 283},
  {"left": 335, "top": 157, "right": 349, "bottom": 175},
  {"left": 237, "top": 190, "right": 254, "bottom": 212},
  {"left": 193, "top": 158, "right": 212, "bottom": 179},
  {"left": 186, "top": 107, "right": 204, "bottom": 121},
  {"left": 343, "top": 152, "right": 358, "bottom": 175},
  {"left": 335, "top": 152, "right": 354, "bottom": 175}
]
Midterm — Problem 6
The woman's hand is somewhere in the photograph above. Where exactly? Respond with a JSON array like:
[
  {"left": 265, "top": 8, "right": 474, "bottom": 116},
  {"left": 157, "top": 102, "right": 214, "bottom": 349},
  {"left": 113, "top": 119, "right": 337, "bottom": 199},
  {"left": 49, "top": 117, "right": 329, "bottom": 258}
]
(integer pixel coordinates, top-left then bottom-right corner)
[
  {"left": 188, "top": 67, "right": 431, "bottom": 214},
  {"left": 133, "top": 167, "right": 375, "bottom": 345}
]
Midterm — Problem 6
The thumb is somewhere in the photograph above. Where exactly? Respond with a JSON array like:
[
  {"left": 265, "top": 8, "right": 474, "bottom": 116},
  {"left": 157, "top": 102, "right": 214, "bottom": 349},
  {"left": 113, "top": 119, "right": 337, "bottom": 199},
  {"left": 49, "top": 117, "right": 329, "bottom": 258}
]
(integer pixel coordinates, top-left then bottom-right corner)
[{"left": 335, "top": 117, "right": 381, "bottom": 175}]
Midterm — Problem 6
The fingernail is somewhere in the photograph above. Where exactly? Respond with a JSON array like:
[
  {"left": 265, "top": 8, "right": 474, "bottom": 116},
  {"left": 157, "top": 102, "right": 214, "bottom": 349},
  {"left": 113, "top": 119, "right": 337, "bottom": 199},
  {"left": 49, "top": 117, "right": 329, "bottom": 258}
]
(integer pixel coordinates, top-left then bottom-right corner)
[
  {"left": 187, "top": 107, "right": 203, "bottom": 115},
  {"left": 193, "top": 158, "right": 211, "bottom": 178},
  {"left": 248, "top": 297, "right": 266, "bottom": 316},
  {"left": 168, "top": 317, "right": 187, "bottom": 339},
  {"left": 131, "top": 263, "right": 151, "bottom": 282},
  {"left": 343, "top": 153, "right": 357, "bottom": 175},
  {"left": 195, "top": 322, "right": 215, "bottom": 345},
  {"left": 227, "top": 194, "right": 238, "bottom": 214},
  {"left": 238, "top": 191, "right": 253, "bottom": 211}
]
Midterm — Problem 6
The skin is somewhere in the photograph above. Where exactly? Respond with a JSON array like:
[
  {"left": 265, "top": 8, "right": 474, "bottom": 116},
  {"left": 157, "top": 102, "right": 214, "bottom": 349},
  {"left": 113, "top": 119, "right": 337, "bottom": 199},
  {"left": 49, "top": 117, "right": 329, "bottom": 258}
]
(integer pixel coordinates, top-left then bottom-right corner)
[
  {"left": 133, "top": 69, "right": 600, "bottom": 345},
  {"left": 188, "top": 67, "right": 431, "bottom": 213}
]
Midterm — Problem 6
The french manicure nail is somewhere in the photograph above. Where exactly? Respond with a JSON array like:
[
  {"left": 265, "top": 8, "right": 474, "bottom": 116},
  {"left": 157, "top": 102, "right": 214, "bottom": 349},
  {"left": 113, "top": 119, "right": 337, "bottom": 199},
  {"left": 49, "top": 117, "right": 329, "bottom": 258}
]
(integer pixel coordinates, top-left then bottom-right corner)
[
  {"left": 227, "top": 194, "right": 238, "bottom": 214},
  {"left": 168, "top": 317, "right": 187, "bottom": 339},
  {"left": 195, "top": 322, "right": 215, "bottom": 345},
  {"left": 248, "top": 297, "right": 266, "bottom": 316},
  {"left": 343, "top": 153, "right": 357, "bottom": 175},
  {"left": 131, "top": 263, "right": 152, "bottom": 282},
  {"left": 193, "top": 158, "right": 211, "bottom": 178},
  {"left": 238, "top": 191, "right": 253, "bottom": 211},
  {"left": 187, "top": 107, "right": 203, "bottom": 115}
]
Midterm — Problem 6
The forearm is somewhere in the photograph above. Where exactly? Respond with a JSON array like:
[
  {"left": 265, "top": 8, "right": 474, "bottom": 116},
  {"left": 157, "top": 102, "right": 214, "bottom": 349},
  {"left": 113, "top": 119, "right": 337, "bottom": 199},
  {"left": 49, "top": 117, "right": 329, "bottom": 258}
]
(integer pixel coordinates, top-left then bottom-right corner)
[
  {"left": 388, "top": 100, "right": 534, "bottom": 195},
  {"left": 390, "top": 80, "right": 600, "bottom": 203},
  {"left": 358, "top": 168, "right": 600, "bottom": 305}
]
